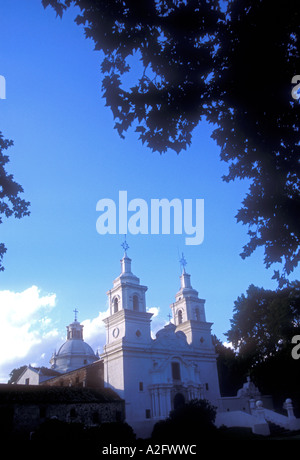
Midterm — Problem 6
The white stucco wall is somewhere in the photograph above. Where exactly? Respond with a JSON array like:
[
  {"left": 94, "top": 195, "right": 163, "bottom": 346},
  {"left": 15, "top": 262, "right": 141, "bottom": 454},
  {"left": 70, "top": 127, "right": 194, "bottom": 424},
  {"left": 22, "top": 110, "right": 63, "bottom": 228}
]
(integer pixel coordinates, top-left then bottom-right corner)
[{"left": 16, "top": 368, "right": 40, "bottom": 385}]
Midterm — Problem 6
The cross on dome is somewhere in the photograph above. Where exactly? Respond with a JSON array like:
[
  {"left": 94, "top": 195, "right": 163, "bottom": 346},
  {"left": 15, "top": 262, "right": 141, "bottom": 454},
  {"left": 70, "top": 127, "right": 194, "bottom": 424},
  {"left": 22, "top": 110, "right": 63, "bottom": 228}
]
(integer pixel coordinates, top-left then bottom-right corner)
[{"left": 73, "top": 308, "right": 79, "bottom": 322}]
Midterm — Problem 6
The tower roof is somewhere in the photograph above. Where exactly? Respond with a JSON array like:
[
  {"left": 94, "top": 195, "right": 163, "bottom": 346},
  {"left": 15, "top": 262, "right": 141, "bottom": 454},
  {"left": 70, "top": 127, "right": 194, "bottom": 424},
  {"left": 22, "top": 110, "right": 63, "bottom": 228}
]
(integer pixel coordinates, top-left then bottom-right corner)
[
  {"left": 111, "top": 237, "right": 143, "bottom": 287},
  {"left": 176, "top": 270, "right": 199, "bottom": 299}
]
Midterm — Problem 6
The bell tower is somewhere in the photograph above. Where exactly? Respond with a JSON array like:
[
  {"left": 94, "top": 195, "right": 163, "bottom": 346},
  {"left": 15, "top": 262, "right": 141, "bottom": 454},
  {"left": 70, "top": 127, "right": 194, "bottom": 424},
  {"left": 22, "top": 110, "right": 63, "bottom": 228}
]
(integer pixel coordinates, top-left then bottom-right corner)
[
  {"left": 103, "top": 239, "right": 152, "bottom": 346},
  {"left": 170, "top": 254, "right": 214, "bottom": 349},
  {"left": 102, "top": 239, "right": 153, "bottom": 406}
]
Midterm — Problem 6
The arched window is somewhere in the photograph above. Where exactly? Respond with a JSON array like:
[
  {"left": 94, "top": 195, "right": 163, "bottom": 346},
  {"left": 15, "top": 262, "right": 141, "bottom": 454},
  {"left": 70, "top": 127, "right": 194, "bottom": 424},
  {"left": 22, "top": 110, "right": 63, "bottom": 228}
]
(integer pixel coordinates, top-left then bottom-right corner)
[
  {"left": 178, "top": 309, "right": 183, "bottom": 324},
  {"left": 133, "top": 295, "right": 139, "bottom": 311},
  {"left": 195, "top": 307, "right": 200, "bottom": 321},
  {"left": 113, "top": 297, "right": 119, "bottom": 313}
]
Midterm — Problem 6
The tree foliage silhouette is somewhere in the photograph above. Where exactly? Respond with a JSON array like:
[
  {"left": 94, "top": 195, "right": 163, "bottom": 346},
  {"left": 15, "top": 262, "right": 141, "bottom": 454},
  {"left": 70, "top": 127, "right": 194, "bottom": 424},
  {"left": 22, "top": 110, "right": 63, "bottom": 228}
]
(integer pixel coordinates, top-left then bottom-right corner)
[
  {"left": 151, "top": 399, "right": 217, "bottom": 441},
  {"left": 42, "top": 0, "right": 300, "bottom": 283},
  {"left": 0, "top": 133, "right": 30, "bottom": 270},
  {"left": 226, "top": 281, "right": 300, "bottom": 365}
]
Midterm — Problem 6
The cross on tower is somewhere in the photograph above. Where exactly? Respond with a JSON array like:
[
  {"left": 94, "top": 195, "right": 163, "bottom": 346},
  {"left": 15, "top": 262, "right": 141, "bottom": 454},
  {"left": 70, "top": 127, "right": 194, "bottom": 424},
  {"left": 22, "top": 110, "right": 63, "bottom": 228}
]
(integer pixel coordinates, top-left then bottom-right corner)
[
  {"left": 179, "top": 253, "right": 187, "bottom": 273},
  {"left": 121, "top": 235, "right": 129, "bottom": 255},
  {"left": 167, "top": 313, "right": 172, "bottom": 322},
  {"left": 73, "top": 308, "right": 78, "bottom": 322}
]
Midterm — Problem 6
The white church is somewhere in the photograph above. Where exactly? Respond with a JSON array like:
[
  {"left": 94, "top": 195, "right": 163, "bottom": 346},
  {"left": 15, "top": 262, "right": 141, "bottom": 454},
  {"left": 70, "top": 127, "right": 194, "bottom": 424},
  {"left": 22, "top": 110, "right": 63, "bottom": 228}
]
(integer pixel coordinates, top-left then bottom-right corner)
[
  {"left": 102, "top": 246, "right": 221, "bottom": 436},
  {"left": 16, "top": 244, "right": 300, "bottom": 438}
]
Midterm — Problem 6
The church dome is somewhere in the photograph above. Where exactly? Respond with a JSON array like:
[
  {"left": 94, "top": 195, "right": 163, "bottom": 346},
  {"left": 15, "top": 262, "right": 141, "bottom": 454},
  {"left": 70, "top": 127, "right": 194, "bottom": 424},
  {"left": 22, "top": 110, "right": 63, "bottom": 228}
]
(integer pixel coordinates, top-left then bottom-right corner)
[
  {"left": 50, "top": 313, "right": 98, "bottom": 373},
  {"left": 57, "top": 338, "right": 96, "bottom": 357}
]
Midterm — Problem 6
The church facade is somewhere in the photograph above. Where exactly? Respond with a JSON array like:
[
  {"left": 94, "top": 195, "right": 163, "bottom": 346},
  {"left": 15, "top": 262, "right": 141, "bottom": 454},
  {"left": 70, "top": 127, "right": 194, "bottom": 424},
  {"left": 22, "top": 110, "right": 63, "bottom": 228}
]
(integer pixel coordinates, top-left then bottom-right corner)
[
  {"left": 101, "top": 249, "right": 221, "bottom": 437},
  {"left": 12, "top": 244, "right": 300, "bottom": 438},
  {"left": 14, "top": 247, "right": 300, "bottom": 437},
  {"left": 15, "top": 247, "right": 222, "bottom": 438}
]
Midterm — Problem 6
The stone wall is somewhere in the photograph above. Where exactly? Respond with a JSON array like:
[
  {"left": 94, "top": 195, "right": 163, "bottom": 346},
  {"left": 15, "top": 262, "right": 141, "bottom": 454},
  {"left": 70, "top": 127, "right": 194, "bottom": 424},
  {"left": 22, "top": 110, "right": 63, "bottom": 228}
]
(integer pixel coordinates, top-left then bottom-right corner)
[
  {"left": 0, "top": 384, "right": 125, "bottom": 440},
  {"left": 42, "top": 360, "right": 104, "bottom": 388},
  {"left": 10, "top": 400, "right": 124, "bottom": 434}
]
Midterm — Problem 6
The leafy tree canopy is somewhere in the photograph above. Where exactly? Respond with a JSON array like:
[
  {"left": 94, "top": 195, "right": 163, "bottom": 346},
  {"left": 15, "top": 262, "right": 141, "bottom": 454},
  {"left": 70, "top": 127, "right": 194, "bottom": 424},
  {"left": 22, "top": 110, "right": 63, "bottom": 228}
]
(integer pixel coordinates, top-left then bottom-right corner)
[
  {"left": 226, "top": 281, "right": 300, "bottom": 366},
  {"left": 7, "top": 365, "right": 27, "bottom": 384},
  {"left": 0, "top": 133, "right": 30, "bottom": 271},
  {"left": 42, "top": 0, "right": 300, "bottom": 284},
  {"left": 213, "top": 335, "right": 247, "bottom": 396}
]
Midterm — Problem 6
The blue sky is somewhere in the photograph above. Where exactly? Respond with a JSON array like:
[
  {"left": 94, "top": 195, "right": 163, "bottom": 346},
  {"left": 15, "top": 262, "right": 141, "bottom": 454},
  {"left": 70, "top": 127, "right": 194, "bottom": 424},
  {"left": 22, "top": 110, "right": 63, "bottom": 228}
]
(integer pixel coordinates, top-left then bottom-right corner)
[{"left": 0, "top": 1, "right": 298, "bottom": 382}]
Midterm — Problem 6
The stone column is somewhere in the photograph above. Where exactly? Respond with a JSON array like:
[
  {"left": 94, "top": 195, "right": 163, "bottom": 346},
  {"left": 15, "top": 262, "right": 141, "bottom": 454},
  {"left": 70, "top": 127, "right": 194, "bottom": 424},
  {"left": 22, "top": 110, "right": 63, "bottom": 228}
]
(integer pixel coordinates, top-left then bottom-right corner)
[
  {"left": 284, "top": 399, "right": 300, "bottom": 431},
  {"left": 151, "top": 388, "right": 157, "bottom": 418},
  {"left": 252, "top": 400, "right": 270, "bottom": 436},
  {"left": 255, "top": 400, "right": 266, "bottom": 421},
  {"left": 161, "top": 388, "right": 167, "bottom": 418},
  {"left": 156, "top": 387, "right": 161, "bottom": 417},
  {"left": 153, "top": 388, "right": 159, "bottom": 418},
  {"left": 249, "top": 398, "right": 256, "bottom": 414},
  {"left": 154, "top": 389, "right": 159, "bottom": 418},
  {"left": 150, "top": 390, "right": 154, "bottom": 418},
  {"left": 166, "top": 388, "right": 172, "bottom": 416},
  {"left": 284, "top": 399, "right": 296, "bottom": 419}
]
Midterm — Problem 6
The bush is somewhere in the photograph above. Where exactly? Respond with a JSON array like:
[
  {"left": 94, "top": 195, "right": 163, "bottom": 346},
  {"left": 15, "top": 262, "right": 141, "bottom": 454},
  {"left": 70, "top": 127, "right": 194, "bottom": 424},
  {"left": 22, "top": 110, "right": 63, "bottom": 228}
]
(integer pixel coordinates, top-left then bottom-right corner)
[{"left": 152, "top": 399, "right": 217, "bottom": 442}]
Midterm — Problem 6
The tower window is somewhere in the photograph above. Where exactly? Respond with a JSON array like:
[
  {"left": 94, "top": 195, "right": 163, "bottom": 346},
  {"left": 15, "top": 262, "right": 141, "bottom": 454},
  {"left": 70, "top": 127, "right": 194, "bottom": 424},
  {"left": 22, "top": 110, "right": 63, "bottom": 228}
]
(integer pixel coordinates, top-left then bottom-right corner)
[
  {"left": 113, "top": 298, "right": 119, "bottom": 313},
  {"left": 171, "top": 362, "right": 181, "bottom": 381},
  {"left": 145, "top": 409, "right": 151, "bottom": 419},
  {"left": 133, "top": 295, "right": 139, "bottom": 311},
  {"left": 178, "top": 310, "right": 183, "bottom": 324},
  {"left": 139, "top": 382, "right": 144, "bottom": 391},
  {"left": 195, "top": 308, "right": 200, "bottom": 321}
]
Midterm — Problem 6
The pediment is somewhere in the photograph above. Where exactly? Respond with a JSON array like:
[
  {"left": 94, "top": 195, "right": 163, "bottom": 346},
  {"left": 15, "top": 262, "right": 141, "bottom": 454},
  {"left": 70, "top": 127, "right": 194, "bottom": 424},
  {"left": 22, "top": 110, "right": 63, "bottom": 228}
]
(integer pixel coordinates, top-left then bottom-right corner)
[{"left": 151, "top": 323, "right": 189, "bottom": 350}]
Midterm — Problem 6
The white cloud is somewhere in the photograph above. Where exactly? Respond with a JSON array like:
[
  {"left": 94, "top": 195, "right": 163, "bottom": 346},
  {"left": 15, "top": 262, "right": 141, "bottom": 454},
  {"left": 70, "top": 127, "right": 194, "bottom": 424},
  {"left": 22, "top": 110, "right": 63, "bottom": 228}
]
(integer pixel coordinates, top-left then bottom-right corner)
[
  {"left": 81, "top": 308, "right": 109, "bottom": 353},
  {"left": 0, "top": 288, "right": 177, "bottom": 383},
  {"left": 0, "top": 286, "right": 58, "bottom": 382},
  {"left": 146, "top": 306, "right": 170, "bottom": 339},
  {"left": 147, "top": 306, "right": 159, "bottom": 318}
]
